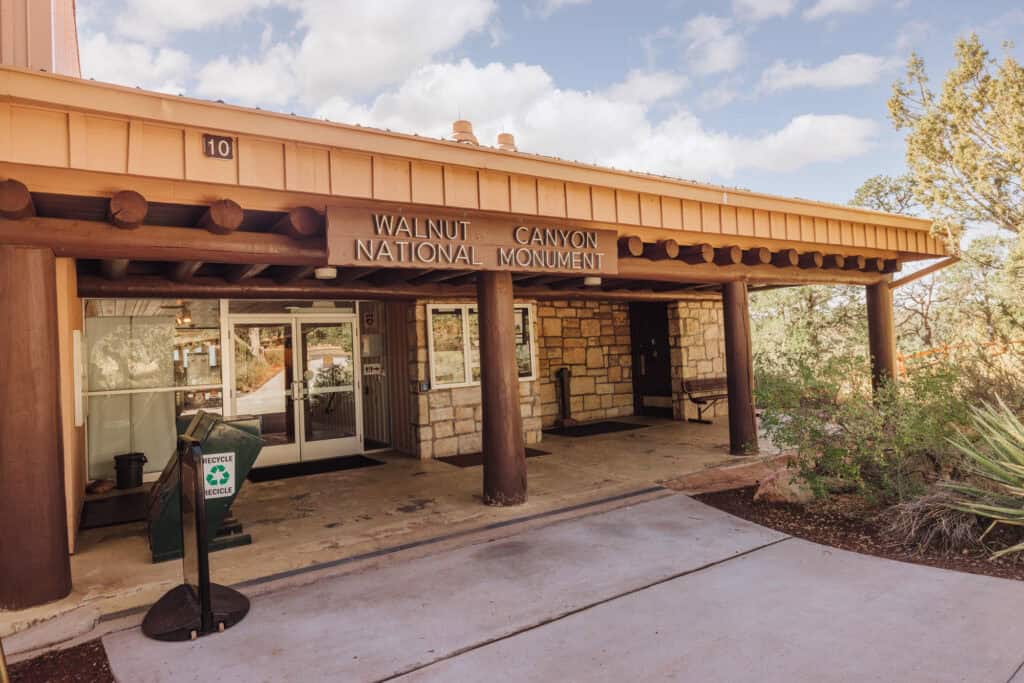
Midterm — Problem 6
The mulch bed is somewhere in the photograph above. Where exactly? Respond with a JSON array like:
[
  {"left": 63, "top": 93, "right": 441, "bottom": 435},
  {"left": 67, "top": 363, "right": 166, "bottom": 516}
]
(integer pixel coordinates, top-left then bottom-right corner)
[
  {"left": 8, "top": 639, "right": 113, "bottom": 683},
  {"left": 696, "top": 486, "right": 1024, "bottom": 582}
]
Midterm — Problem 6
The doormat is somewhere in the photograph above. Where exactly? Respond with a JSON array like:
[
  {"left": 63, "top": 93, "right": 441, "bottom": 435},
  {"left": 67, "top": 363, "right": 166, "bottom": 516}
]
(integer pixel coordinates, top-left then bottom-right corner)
[
  {"left": 543, "top": 421, "right": 649, "bottom": 438},
  {"left": 437, "top": 447, "right": 550, "bottom": 468},
  {"left": 79, "top": 492, "right": 148, "bottom": 530},
  {"left": 248, "top": 454, "right": 385, "bottom": 483}
]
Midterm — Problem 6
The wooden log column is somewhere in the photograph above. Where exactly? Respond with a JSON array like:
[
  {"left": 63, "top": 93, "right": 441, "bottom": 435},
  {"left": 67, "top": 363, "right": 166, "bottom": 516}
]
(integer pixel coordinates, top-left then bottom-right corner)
[
  {"left": 476, "top": 270, "right": 528, "bottom": 505},
  {"left": 866, "top": 282, "right": 898, "bottom": 390},
  {"left": 722, "top": 280, "right": 759, "bottom": 455},
  {"left": 0, "top": 246, "right": 71, "bottom": 609}
]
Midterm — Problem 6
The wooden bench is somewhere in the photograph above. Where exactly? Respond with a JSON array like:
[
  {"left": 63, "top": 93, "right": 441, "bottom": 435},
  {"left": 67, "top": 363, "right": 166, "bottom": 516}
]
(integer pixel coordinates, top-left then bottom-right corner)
[{"left": 682, "top": 377, "right": 728, "bottom": 423}]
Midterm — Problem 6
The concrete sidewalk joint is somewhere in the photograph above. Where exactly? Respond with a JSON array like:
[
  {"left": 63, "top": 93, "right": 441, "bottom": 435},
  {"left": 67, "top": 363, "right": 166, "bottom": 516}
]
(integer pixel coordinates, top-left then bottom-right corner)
[{"left": 378, "top": 535, "right": 793, "bottom": 682}]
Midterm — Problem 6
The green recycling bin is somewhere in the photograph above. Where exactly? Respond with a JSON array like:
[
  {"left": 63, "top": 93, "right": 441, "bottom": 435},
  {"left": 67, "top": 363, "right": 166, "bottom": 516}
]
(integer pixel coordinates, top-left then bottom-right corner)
[{"left": 146, "top": 411, "right": 263, "bottom": 563}]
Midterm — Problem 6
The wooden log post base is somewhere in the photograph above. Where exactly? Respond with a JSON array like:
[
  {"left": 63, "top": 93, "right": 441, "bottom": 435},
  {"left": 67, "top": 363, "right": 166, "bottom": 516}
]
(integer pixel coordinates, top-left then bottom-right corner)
[
  {"left": 823, "top": 254, "right": 847, "bottom": 270},
  {"left": 843, "top": 255, "right": 867, "bottom": 271},
  {"left": 679, "top": 243, "right": 714, "bottom": 265},
  {"left": 477, "top": 270, "right": 528, "bottom": 505},
  {"left": 0, "top": 179, "right": 34, "bottom": 219},
  {"left": 714, "top": 246, "right": 742, "bottom": 266},
  {"left": 643, "top": 239, "right": 680, "bottom": 261},
  {"left": 274, "top": 206, "right": 324, "bottom": 240},
  {"left": 771, "top": 249, "right": 799, "bottom": 268},
  {"left": 108, "top": 190, "right": 148, "bottom": 229},
  {"left": 0, "top": 246, "right": 71, "bottom": 609},
  {"left": 799, "top": 251, "right": 824, "bottom": 269},
  {"left": 199, "top": 199, "right": 244, "bottom": 235},
  {"left": 742, "top": 247, "right": 771, "bottom": 266},
  {"left": 866, "top": 282, "right": 898, "bottom": 391},
  {"left": 722, "top": 280, "right": 759, "bottom": 455},
  {"left": 617, "top": 236, "right": 643, "bottom": 257}
]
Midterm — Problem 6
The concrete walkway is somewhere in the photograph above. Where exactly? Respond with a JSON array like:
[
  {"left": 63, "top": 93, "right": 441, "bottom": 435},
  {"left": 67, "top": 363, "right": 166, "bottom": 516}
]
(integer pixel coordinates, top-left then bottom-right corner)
[{"left": 103, "top": 494, "right": 1024, "bottom": 682}]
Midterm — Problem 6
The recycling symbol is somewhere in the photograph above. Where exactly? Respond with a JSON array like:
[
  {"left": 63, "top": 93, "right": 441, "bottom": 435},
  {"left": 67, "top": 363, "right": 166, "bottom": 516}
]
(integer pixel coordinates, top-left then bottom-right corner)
[{"left": 206, "top": 464, "right": 230, "bottom": 487}]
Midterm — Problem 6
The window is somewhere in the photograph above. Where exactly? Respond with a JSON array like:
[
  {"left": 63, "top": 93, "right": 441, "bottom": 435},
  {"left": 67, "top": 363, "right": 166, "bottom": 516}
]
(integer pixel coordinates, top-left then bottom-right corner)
[
  {"left": 84, "top": 299, "right": 224, "bottom": 480},
  {"left": 427, "top": 304, "right": 535, "bottom": 388}
]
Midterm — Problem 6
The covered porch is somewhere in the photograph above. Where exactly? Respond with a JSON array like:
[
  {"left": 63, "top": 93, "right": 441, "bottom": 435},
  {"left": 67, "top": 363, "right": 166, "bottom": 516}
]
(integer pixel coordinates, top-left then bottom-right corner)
[{"left": 1, "top": 418, "right": 765, "bottom": 654}]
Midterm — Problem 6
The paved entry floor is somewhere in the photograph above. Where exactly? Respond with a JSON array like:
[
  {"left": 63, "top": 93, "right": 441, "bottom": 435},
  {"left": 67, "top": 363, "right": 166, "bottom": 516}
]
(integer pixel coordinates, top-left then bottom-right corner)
[
  {"left": 104, "top": 494, "right": 1024, "bottom": 683},
  {"left": 3, "top": 418, "right": 752, "bottom": 650}
]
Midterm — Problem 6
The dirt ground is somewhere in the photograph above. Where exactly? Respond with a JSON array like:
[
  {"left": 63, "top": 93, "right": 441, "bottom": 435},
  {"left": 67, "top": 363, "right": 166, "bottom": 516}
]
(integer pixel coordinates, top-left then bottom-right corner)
[
  {"left": 696, "top": 486, "right": 1024, "bottom": 582},
  {"left": 8, "top": 640, "right": 113, "bottom": 683}
]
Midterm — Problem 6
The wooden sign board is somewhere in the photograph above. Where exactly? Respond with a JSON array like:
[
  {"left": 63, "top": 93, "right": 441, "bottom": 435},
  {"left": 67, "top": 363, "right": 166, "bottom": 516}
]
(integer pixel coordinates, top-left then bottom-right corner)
[{"left": 327, "top": 206, "right": 618, "bottom": 276}]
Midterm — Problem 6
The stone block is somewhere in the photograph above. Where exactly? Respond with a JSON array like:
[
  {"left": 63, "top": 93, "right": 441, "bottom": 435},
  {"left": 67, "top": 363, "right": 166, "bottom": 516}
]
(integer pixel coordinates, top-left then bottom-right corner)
[
  {"left": 458, "top": 433, "right": 482, "bottom": 453},
  {"left": 565, "top": 348, "right": 586, "bottom": 364},
  {"left": 580, "top": 319, "right": 601, "bottom": 337},
  {"left": 454, "top": 419, "right": 475, "bottom": 435},
  {"left": 433, "top": 437, "right": 459, "bottom": 457},
  {"left": 542, "top": 317, "right": 562, "bottom": 337},
  {"left": 455, "top": 406, "right": 474, "bottom": 420},
  {"left": 416, "top": 394, "right": 430, "bottom": 425},
  {"left": 428, "top": 391, "right": 452, "bottom": 408},
  {"left": 429, "top": 406, "right": 454, "bottom": 422},
  {"left": 451, "top": 385, "right": 481, "bottom": 406},
  {"left": 586, "top": 347, "right": 604, "bottom": 368},
  {"left": 571, "top": 375, "right": 596, "bottom": 394},
  {"left": 434, "top": 420, "right": 455, "bottom": 438}
]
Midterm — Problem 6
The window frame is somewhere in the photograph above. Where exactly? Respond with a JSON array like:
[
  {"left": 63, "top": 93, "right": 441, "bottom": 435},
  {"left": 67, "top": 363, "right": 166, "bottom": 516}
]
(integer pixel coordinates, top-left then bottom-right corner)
[{"left": 426, "top": 303, "right": 537, "bottom": 389}]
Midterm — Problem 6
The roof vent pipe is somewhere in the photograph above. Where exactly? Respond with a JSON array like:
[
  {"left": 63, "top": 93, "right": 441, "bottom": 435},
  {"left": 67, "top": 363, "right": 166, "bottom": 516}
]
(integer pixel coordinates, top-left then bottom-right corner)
[
  {"left": 452, "top": 120, "right": 478, "bottom": 145},
  {"left": 497, "top": 132, "right": 517, "bottom": 152}
]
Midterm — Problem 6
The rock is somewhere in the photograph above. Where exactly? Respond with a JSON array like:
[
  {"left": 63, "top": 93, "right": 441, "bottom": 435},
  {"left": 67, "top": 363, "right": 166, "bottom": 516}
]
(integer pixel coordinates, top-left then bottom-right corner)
[{"left": 754, "top": 469, "right": 814, "bottom": 504}]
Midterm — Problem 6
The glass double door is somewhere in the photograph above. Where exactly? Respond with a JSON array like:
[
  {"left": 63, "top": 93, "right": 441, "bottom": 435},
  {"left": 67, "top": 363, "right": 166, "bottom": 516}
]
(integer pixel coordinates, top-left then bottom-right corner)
[{"left": 230, "top": 315, "right": 361, "bottom": 467}]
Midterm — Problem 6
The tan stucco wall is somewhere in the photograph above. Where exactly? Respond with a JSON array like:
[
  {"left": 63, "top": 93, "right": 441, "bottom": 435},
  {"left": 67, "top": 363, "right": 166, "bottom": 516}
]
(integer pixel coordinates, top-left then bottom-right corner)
[{"left": 55, "top": 257, "right": 84, "bottom": 552}]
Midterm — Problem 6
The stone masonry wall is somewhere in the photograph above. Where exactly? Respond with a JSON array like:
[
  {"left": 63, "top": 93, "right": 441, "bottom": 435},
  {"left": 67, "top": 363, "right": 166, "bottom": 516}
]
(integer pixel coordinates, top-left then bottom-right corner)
[
  {"left": 409, "top": 300, "right": 542, "bottom": 460},
  {"left": 536, "top": 300, "right": 634, "bottom": 428},
  {"left": 669, "top": 299, "right": 728, "bottom": 421}
]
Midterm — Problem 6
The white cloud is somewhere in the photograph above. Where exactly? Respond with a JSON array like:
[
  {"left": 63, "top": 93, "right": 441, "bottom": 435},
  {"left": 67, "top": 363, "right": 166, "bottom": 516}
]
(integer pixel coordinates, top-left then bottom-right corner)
[
  {"left": 290, "top": 1, "right": 498, "bottom": 98},
  {"left": 316, "top": 59, "right": 879, "bottom": 181},
  {"left": 681, "top": 15, "right": 745, "bottom": 75},
  {"left": 803, "top": 0, "right": 875, "bottom": 21},
  {"left": 113, "top": 0, "right": 275, "bottom": 43},
  {"left": 195, "top": 44, "right": 298, "bottom": 107},
  {"left": 759, "top": 53, "right": 899, "bottom": 92},
  {"left": 895, "top": 20, "right": 930, "bottom": 52},
  {"left": 732, "top": 0, "right": 796, "bottom": 22},
  {"left": 604, "top": 69, "right": 688, "bottom": 105},
  {"left": 103, "top": 0, "right": 498, "bottom": 100},
  {"left": 531, "top": 0, "right": 591, "bottom": 18},
  {"left": 79, "top": 32, "right": 190, "bottom": 94},
  {"left": 699, "top": 83, "right": 741, "bottom": 110}
]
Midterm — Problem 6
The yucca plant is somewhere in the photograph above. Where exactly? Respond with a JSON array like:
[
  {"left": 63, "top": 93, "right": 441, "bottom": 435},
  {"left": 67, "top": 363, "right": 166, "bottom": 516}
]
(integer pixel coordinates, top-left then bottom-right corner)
[{"left": 943, "top": 400, "right": 1024, "bottom": 559}]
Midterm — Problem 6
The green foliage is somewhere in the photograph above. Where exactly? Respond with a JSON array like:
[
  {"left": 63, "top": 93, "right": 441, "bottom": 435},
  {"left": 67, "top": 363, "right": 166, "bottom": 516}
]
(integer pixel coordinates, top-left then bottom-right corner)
[
  {"left": 755, "top": 351, "right": 969, "bottom": 505},
  {"left": 850, "top": 174, "right": 920, "bottom": 215},
  {"left": 889, "top": 34, "right": 1024, "bottom": 239},
  {"left": 944, "top": 401, "right": 1024, "bottom": 558}
]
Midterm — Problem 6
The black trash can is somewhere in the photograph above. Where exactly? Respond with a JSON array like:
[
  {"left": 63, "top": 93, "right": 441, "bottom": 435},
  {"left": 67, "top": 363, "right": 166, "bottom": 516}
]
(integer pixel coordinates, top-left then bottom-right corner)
[{"left": 114, "top": 453, "right": 147, "bottom": 489}]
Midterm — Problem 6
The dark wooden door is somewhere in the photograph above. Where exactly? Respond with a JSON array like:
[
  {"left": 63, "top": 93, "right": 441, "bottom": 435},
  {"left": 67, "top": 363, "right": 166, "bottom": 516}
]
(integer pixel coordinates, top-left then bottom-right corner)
[{"left": 629, "top": 302, "right": 673, "bottom": 417}]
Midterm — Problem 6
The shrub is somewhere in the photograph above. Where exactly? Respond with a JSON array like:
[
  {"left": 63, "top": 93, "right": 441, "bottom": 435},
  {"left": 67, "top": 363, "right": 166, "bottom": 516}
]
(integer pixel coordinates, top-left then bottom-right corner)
[
  {"left": 884, "top": 490, "right": 981, "bottom": 554},
  {"left": 755, "top": 350, "right": 970, "bottom": 505},
  {"left": 944, "top": 400, "right": 1024, "bottom": 559}
]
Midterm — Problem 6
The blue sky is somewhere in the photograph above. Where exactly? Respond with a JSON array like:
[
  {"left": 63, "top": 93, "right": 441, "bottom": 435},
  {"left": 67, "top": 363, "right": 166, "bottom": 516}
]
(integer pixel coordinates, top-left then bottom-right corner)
[{"left": 77, "top": 0, "right": 1023, "bottom": 205}]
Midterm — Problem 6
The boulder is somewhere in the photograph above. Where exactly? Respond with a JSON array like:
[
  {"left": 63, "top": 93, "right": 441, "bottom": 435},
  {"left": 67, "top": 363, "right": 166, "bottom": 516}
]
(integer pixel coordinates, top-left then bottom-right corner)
[{"left": 754, "top": 468, "right": 814, "bottom": 504}]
